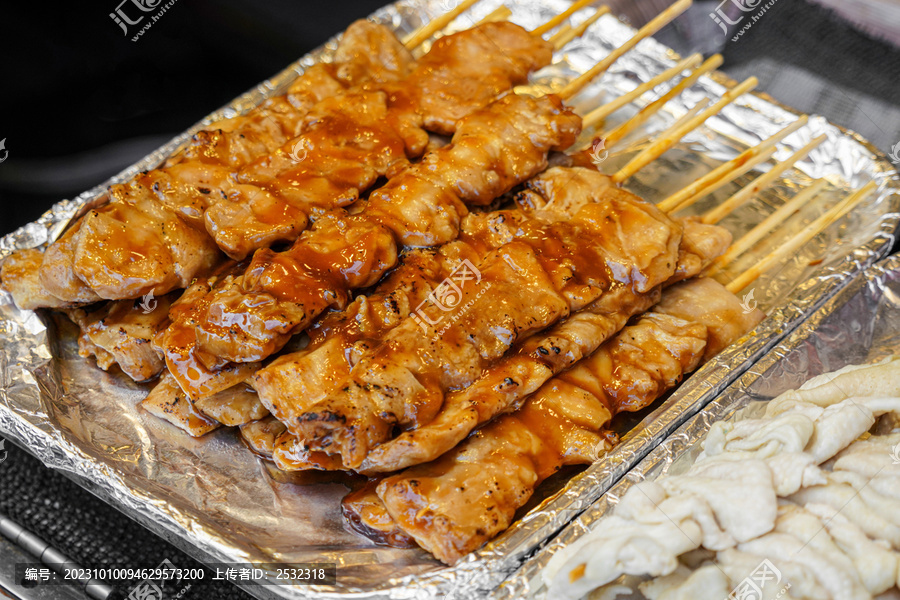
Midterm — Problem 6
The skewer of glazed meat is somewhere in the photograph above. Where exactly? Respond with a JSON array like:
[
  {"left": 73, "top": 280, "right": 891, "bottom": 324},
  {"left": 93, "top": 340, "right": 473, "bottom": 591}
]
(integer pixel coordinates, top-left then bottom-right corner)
[
  {"left": 341, "top": 182, "right": 875, "bottom": 564},
  {"left": 1, "top": 2, "right": 577, "bottom": 308},
  {"left": 156, "top": 0, "right": 698, "bottom": 402},
  {"left": 344, "top": 277, "right": 763, "bottom": 563}
]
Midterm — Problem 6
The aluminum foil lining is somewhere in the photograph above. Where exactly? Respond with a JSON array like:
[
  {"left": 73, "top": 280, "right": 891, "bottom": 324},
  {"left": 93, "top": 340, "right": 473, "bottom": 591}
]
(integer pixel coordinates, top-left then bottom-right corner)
[
  {"left": 493, "top": 252, "right": 900, "bottom": 600},
  {"left": 1, "top": 0, "right": 899, "bottom": 598}
]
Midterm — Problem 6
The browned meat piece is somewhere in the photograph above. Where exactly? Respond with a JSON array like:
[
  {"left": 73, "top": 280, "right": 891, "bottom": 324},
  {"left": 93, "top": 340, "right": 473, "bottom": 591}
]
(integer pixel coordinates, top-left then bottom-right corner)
[
  {"left": 331, "top": 20, "right": 416, "bottom": 85},
  {"left": 295, "top": 189, "right": 682, "bottom": 469},
  {"left": 66, "top": 294, "right": 174, "bottom": 382},
  {"left": 192, "top": 384, "right": 268, "bottom": 426},
  {"left": 365, "top": 279, "right": 765, "bottom": 565},
  {"left": 388, "top": 21, "right": 554, "bottom": 135},
  {"left": 654, "top": 276, "right": 766, "bottom": 360},
  {"left": 203, "top": 90, "right": 423, "bottom": 259},
  {"left": 342, "top": 479, "right": 417, "bottom": 548},
  {"left": 239, "top": 416, "right": 287, "bottom": 459},
  {"left": 71, "top": 193, "right": 222, "bottom": 300},
  {"left": 172, "top": 61, "right": 348, "bottom": 169},
  {"left": 368, "top": 93, "right": 582, "bottom": 246},
  {"left": 1, "top": 249, "right": 73, "bottom": 310},
  {"left": 252, "top": 336, "right": 353, "bottom": 429},
  {"left": 141, "top": 373, "right": 221, "bottom": 437},
  {"left": 190, "top": 211, "right": 399, "bottom": 363},
  {"left": 272, "top": 431, "right": 347, "bottom": 471},
  {"left": 40, "top": 223, "right": 105, "bottom": 304}
]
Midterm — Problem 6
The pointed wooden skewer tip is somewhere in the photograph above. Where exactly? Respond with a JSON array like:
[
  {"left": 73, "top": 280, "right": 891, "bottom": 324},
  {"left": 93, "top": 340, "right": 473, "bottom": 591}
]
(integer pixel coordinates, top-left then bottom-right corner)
[
  {"left": 725, "top": 180, "right": 878, "bottom": 293},
  {"left": 532, "top": 0, "right": 595, "bottom": 36},
  {"left": 581, "top": 53, "right": 703, "bottom": 130},
  {"left": 707, "top": 178, "right": 830, "bottom": 275},
  {"left": 559, "top": 0, "right": 693, "bottom": 100},
  {"left": 657, "top": 115, "right": 809, "bottom": 213},
  {"left": 476, "top": 5, "right": 512, "bottom": 25},
  {"left": 403, "top": 0, "right": 485, "bottom": 49},
  {"left": 553, "top": 5, "right": 612, "bottom": 49},
  {"left": 603, "top": 53, "right": 723, "bottom": 149},
  {"left": 701, "top": 133, "right": 828, "bottom": 224}
]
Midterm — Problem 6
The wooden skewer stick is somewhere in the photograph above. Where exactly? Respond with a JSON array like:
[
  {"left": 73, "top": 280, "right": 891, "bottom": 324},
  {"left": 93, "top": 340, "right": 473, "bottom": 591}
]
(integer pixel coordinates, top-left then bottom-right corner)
[
  {"left": 725, "top": 180, "right": 878, "bottom": 293},
  {"left": 549, "top": 24, "right": 574, "bottom": 45},
  {"left": 603, "top": 54, "right": 723, "bottom": 149},
  {"left": 403, "top": 0, "right": 485, "bottom": 48},
  {"left": 707, "top": 179, "right": 830, "bottom": 276},
  {"left": 610, "top": 76, "right": 758, "bottom": 184},
  {"left": 664, "top": 97, "right": 711, "bottom": 131},
  {"left": 674, "top": 146, "right": 778, "bottom": 211},
  {"left": 701, "top": 133, "right": 827, "bottom": 224},
  {"left": 581, "top": 53, "right": 702, "bottom": 130},
  {"left": 657, "top": 116, "right": 809, "bottom": 213},
  {"left": 553, "top": 6, "right": 612, "bottom": 49},
  {"left": 476, "top": 5, "right": 512, "bottom": 25},
  {"left": 559, "top": 0, "right": 693, "bottom": 100},
  {"left": 532, "top": 0, "right": 595, "bottom": 36}
]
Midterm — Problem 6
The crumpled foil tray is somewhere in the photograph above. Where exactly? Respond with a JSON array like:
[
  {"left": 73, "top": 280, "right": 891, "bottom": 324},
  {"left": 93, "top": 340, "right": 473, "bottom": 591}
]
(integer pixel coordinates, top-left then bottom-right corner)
[
  {"left": 0, "top": 0, "right": 898, "bottom": 598},
  {"left": 492, "top": 251, "right": 900, "bottom": 600}
]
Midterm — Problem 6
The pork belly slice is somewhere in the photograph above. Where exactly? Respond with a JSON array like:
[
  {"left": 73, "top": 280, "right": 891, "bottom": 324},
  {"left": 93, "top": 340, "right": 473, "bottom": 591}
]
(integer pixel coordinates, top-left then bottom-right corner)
[
  {"left": 239, "top": 416, "right": 287, "bottom": 459},
  {"left": 342, "top": 479, "right": 417, "bottom": 549},
  {"left": 141, "top": 373, "right": 221, "bottom": 437},
  {"left": 66, "top": 294, "right": 174, "bottom": 382},
  {"left": 1, "top": 249, "right": 73, "bottom": 310},
  {"left": 192, "top": 383, "right": 268, "bottom": 427},
  {"left": 73, "top": 190, "right": 222, "bottom": 300}
]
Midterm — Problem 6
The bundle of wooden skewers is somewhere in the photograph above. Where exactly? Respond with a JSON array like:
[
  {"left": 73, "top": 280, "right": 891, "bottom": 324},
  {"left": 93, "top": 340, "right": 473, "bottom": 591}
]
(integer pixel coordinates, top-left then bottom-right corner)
[{"left": 0, "top": 0, "right": 881, "bottom": 567}]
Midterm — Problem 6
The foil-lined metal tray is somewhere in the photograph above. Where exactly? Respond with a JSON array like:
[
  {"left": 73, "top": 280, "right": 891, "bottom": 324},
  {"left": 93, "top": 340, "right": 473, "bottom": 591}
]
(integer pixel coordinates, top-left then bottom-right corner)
[
  {"left": 0, "top": 0, "right": 898, "bottom": 598},
  {"left": 492, "top": 251, "right": 900, "bottom": 600}
]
